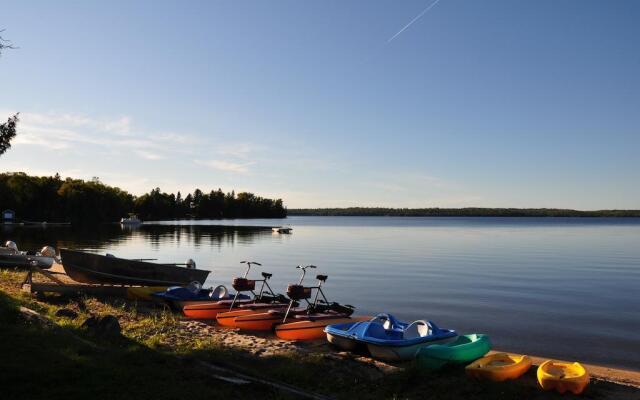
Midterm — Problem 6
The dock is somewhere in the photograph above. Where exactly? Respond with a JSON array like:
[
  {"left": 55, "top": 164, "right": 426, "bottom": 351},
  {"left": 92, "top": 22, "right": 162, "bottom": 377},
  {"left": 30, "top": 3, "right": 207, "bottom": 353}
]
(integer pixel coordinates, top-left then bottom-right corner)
[{"left": 21, "top": 263, "right": 148, "bottom": 298}]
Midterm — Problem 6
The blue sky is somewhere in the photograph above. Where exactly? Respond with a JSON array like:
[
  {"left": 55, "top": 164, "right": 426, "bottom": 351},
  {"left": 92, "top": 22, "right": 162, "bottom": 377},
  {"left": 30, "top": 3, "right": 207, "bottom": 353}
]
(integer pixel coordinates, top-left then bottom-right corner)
[{"left": 1, "top": 0, "right": 639, "bottom": 209}]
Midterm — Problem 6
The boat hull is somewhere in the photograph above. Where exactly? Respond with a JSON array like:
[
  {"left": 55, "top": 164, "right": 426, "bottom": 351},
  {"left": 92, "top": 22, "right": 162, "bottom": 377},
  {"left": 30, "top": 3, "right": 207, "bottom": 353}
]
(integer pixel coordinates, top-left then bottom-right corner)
[
  {"left": 126, "top": 286, "right": 169, "bottom": 301},
  {"left": 367, "top": 335, "right": 456, "bottom": 362},
  {"left": 182, "top": 300, "right": 247, "bottom": 319},
  {"left": 214, "top": 303, "right": 289, "bottom": 325},
  {"left": 233, "top": 312, "right": 290, "bottom": 331},
  {"left": 60, "top": 249, "right": 210, "bottom": 286},
  {"left": 466, "top": 353, "right": 532, "bottom": 382},
  {"left": 324, "top": 315, "right": 458, "bottom": 361},
  {"left": 326, "top": 332, "right": 360, "bottom": 351},
  {"left": 417, "top": 334, "right": 492, "bottom": 369},
  {"left": 0, "top": 254, "right": 54, "bottom": 269},
  {"left": 537, "top": 360, "right": 589, "bottom": 395},
  {"left": 275, "top": 316, "right": 371, "bottom": 341}
]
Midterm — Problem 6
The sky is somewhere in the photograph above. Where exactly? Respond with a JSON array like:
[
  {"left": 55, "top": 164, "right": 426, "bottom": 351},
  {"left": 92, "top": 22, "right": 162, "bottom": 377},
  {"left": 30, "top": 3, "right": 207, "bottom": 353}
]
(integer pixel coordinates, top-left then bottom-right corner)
[{"left": 1, "top": 0, "right": 639, "bottom": 209}]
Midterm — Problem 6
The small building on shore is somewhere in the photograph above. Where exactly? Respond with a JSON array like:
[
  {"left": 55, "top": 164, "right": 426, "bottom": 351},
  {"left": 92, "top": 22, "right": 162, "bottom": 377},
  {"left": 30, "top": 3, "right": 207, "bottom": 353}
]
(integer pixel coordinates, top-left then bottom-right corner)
[{"left": 2, "top": 209, "right": 15, "bottom": 222}]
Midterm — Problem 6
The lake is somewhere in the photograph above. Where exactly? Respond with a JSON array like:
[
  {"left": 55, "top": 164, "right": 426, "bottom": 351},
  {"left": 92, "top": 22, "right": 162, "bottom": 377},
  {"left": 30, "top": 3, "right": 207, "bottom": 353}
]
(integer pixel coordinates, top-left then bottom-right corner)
[{"left": 3, "top": 216, "right": 639, "bottom": 371}]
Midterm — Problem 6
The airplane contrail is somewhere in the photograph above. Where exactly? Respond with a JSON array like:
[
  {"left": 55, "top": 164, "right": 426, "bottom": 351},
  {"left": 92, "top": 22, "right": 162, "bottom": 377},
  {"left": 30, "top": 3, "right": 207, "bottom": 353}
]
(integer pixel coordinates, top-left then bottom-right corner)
[{"left": 387, "top": 0, "right": 442, "bottom": 43}]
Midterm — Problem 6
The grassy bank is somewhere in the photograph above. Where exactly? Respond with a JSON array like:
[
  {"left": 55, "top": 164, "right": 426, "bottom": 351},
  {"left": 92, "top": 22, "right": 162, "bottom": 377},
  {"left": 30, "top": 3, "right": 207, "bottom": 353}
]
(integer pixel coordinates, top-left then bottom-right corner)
[{"left": 1, "top": 268, "right": 638, "bottom": 399}]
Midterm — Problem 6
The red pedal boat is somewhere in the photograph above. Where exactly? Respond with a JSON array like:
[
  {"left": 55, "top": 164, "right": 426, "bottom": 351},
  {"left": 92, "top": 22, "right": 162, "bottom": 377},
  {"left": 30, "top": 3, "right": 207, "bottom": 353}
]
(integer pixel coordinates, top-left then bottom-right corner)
[
  {"left": 230, "top": 265, "right": 360, "bottom": 338},
  {"left": 183, "top": 261, "right": 288, "bottom": 319}
]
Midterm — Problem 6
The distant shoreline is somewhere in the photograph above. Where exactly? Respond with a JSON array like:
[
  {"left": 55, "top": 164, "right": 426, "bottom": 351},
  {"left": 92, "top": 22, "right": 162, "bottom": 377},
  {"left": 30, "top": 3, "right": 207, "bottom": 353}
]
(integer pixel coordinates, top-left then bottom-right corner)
[{"left": 288, "top": 207, "right": 640, "bottom": 218}]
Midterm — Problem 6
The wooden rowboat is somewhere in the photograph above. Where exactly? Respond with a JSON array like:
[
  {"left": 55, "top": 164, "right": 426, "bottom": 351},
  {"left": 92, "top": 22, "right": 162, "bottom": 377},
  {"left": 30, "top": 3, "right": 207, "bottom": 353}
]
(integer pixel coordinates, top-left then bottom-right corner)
[{"left": 59, "top": 249, "right": 210, "bottom": 286}]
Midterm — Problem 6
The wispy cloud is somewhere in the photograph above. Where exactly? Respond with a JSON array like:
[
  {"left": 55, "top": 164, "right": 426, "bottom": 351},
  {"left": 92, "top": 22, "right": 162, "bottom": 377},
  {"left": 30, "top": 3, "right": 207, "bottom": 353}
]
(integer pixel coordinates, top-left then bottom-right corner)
[
  {"left": 194, "top": 159, "right": 254, "bottom": 174},
  {"left": 215, "top": 143, "right": 259, "bottom": 160},
  {"left": 102, "top": 116, "right": 131, "bottom": 135},
  {"left": 2, "top": 110, "right": 195, "bottom": 160},
  {"left": 135, "top": 150, "right": 164, "bottom": 160},
  {"left": 387, "top": 0, "right": 442, "bottom": 43}
]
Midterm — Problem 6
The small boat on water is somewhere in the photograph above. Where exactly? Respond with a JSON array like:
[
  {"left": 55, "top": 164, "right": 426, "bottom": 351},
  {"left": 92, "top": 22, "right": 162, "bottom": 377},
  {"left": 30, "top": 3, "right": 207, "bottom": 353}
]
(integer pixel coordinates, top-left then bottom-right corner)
[
  {"left": 416, "top": 333, "right": 491, "bottom": 369},
  {"left": 59, "top": 249, "right": 210, "bottom": 286},
  {"left": 325, "top": 314, "right": 457, "bottom": 361},
  {"left": 0, "top": 241, "right": 57, "bottom": 269},
  {"left": 120, "top": 214, "right": 142, "bottom": 225},
  {"left": 272, "top": 226, "right": 292, "bottom": 234},
  {"left": 537, "top": 360, "right": 589, "bottom": 395}
]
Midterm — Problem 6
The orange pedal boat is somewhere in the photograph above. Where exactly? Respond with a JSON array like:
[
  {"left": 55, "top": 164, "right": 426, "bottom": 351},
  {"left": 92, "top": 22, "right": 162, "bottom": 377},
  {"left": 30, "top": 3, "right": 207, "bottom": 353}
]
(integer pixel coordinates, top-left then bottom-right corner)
[
  {"left": 216, "top": 303, "right": 289, "bottom": 327},
  {"left": 275, "top": 315, "right": 371, "bottom": 340},
  {"left": 232, "top": 307, "right": 306, "bottom": 331},
  {"left": 184, "top": 261, "right": 288, "bottom": 320},
  {"left": 183, "top": 299, "right": 245, "bottom": 319},
  {"left": 234, "top": 265, "right": 357, "bottom": 334}
]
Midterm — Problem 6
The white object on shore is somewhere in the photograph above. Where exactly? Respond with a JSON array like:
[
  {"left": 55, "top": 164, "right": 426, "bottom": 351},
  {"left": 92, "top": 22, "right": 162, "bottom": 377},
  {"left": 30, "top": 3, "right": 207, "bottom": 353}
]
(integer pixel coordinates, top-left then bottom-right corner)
[
  {"left": 272, "top": 227, "right": 293, "bottom": 234},
  {"left": 0, "top": 241, "right": 58, "bottom": 268}
]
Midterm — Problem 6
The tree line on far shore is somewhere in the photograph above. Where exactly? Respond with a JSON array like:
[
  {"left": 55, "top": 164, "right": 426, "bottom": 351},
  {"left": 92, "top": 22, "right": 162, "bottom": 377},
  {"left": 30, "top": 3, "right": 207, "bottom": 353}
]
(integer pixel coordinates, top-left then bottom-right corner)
[
  {"left": 0, "top": 172, "right": 286, "bottom": 223},
  {"left": 289, "top": 207, "right": 640, "bottom": 217}
]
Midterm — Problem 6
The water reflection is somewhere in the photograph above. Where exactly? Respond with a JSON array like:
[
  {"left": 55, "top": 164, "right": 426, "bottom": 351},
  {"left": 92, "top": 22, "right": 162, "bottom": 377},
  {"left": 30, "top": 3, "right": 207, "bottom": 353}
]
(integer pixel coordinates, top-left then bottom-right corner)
[
  {"left": 0, "top": 224, "right": 271, "bottom": 253},
  {"left": 2, "top": 217, "right": 640, "bottom": 371}
]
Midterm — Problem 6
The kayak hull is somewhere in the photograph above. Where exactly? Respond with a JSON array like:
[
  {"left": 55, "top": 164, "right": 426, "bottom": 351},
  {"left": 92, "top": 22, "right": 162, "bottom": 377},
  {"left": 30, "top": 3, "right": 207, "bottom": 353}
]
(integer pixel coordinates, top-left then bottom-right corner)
[
  {"left": 417, "top": 334, "right": 492, "bottom": 370},
  {"left": 275, "top": 316, "right": 371, "bottom": 341},
  {"left": 537, "top": 360, "right": 589, "bottom": 395},
  {"left": 466, "top": 353, "right": 532, "bottom": 382}
]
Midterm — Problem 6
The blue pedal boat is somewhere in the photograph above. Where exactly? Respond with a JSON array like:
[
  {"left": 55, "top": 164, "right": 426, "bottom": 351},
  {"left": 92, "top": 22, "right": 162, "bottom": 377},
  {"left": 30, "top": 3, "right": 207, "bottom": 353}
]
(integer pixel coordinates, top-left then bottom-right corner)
[
  {"left": 324, "top": 313, "right": 457, "bottom": 362},
  {"left": 152, "top": 284, "right": 250, "bottom": 310}
]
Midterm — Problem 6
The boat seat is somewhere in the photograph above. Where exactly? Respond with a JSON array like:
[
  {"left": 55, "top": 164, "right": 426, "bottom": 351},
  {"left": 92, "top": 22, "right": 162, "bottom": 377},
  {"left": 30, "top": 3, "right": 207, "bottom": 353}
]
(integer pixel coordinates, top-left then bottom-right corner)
[
  {"left": 187, "top": 281, "right": 203, "bottom": 294},
  {"left": 371, "top": 314, "right": 402, "bottom": 331},
  {"left": 233, "top": 277, "right": 256, "bottom": 291},
  {"left": 364, "top": 322, "right": 390, "bottom": 339},
  {"left": 209, "top": 285, "right": 228, "bottom": 299},
  {"left": 287, "top": 284, "right": 312, "bottom": 300},
  {"left": 316, "top": 274, "right": 328, "bottom": 282},
  {"left": 261, "top": 272, "right": 272, "bottom": 279},
  {"left": 403, "top": 320, "right": 431, "bottom": 340}
]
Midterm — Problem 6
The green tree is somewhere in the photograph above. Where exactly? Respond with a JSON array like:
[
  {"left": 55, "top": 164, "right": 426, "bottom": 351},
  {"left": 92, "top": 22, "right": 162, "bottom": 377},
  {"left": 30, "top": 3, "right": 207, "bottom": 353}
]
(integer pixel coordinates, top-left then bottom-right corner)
[
  {"left": 0, "top": 29, "right": 16, "bottom": 56},
  {"left": 0, "top": 113, "right": 19, "bottom": 157}
]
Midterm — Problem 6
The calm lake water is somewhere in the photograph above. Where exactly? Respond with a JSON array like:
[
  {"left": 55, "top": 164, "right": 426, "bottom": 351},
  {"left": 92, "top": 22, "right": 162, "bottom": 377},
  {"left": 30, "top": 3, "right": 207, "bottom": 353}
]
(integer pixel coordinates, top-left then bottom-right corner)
[{"left": 3, "top": 216, "right": 640, "bottom": 370}]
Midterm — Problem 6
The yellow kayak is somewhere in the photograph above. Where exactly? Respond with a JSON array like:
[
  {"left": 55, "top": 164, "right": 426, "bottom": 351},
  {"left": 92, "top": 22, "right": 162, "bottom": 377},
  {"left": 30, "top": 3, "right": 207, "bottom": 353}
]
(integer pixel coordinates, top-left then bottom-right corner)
[
  {"left": 466, "top": 353, "right": 532, "bottom": 382},
  {"left": 537, "top": 360, "right": 589, "bottom": 395},
  {"left": 127, "top": 286, "right": 168, "bottom": 301}
]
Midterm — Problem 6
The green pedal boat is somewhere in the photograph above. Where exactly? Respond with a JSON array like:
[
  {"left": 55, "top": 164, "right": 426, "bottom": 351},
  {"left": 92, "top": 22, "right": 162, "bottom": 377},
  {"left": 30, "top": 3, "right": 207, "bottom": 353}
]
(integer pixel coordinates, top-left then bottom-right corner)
[{"left": 417, "top": 333, "right": 491, "bottom": 369}]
